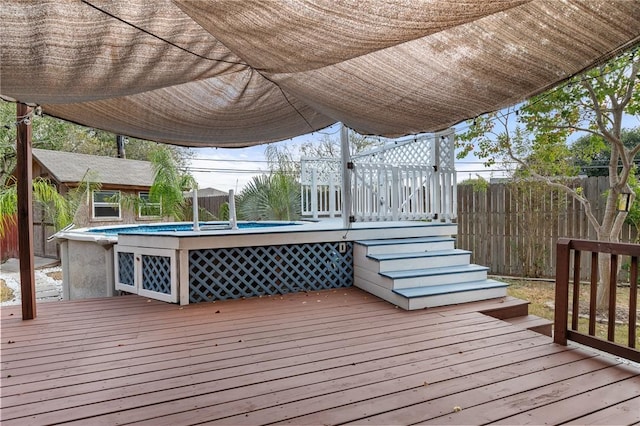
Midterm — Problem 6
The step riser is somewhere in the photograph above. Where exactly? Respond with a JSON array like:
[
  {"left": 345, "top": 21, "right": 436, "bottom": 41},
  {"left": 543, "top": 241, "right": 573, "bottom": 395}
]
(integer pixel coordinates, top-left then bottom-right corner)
[
  {"left": 406, "top": 287, "right": 508, "bottom": 310},
  {"left": 364, "top": 241, "right": 455, "bottom": 255},
  {"left": 392, "top": 270, "right": 488, "bottom": 289},
  {"left": 354, "top": 265, "right": 394, "bottom": 290},
  {"left": 377, "top": 254, "right": 471, "bottom": 272},
  {"left": 353, "top": 278, "right": 410, "bottom": 310},
  {"left": 354, "top": 275, "right": 508, "bottom": 311}
]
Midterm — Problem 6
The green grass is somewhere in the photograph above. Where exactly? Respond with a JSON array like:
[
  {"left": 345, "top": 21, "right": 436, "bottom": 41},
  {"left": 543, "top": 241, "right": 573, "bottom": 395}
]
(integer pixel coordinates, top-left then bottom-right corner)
[
  {"left": 502, "top": 277, "right": 639, "bottom": 349},
  {"left": 0, "top": 279, "right": 15, "bottom": 303}
]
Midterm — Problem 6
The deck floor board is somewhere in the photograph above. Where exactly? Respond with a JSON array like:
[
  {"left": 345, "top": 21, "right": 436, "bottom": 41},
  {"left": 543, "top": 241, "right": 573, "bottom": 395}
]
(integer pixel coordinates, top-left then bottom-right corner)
[{"left": 1, "top": 287, "right": 637, "bottom": 425}]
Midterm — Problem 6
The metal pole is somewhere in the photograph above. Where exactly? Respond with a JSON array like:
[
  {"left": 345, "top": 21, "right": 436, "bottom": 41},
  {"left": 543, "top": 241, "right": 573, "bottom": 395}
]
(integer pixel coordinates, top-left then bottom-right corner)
[
  {"left": 192, "top": 188, "right": 199, "bottom": 231},
  {"left": 16, "top": 103, "right": 36, "bottom": 320},
  {"left": 341, "top": 123, "right": 351, "bottom": 228},
  {"left": 228, "top": 189, "right": 238, "bottom": 230}
]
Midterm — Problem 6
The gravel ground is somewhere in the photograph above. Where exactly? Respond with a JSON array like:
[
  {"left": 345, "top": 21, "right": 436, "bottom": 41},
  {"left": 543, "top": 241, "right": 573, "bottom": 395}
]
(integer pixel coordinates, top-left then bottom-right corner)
[{"left": 0, "top": 265, "right": 64, "bottom": 306}]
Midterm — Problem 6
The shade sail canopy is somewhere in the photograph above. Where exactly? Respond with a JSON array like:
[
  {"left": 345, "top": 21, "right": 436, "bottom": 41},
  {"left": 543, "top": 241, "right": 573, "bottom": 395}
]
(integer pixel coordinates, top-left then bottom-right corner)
[{"left": 1, "top": 0, "right": 639, "bottom": 147}]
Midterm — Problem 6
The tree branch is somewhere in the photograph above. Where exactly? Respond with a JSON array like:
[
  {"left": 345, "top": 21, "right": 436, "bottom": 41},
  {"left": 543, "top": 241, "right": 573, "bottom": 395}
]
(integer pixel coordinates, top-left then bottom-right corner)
[{"left": 502, "top": 136, "right": 601, "bottom": 231}]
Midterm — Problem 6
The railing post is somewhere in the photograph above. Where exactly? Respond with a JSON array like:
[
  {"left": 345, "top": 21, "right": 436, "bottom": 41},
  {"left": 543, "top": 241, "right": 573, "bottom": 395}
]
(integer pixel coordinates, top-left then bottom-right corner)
[
  {"left": 311, "top": 168, "right": 318, "bottom": 220},
  {"left": 554, "top": 238, "right": 571, "bottom": 345},
  {"left": 341, "top": 124, "right": 352, "bottom": 228}
]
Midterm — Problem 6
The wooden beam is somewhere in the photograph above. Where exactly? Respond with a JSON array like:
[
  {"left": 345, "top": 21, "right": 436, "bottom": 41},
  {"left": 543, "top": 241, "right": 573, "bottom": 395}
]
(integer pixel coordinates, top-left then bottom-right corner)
[{"left": 16, "top": 103, "right": 36, "bottom": 320}]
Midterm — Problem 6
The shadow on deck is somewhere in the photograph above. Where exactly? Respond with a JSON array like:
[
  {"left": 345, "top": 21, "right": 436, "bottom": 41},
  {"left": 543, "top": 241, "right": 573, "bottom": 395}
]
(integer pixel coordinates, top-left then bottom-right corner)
[{"left": 1, "top": 288, "right": 638, "bottom": 425}]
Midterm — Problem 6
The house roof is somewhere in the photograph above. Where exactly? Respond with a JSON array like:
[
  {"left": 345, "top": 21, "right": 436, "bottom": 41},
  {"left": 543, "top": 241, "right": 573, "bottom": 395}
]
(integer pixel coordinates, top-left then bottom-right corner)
[
  {"left": 1, "top": 1, "right": 638, "bottom": 147},
  {"left": 32, "top": 149, "right": 154, "bottom": 188},
  {"left": 185, "top": 187, "right": 228, "bottom": 198}
]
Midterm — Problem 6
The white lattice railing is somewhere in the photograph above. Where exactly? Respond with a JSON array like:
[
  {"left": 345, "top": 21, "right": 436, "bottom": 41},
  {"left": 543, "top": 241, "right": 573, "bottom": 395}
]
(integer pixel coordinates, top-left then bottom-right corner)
[{"left": 300, "top": 129, "right": 457, "bottom": 222}]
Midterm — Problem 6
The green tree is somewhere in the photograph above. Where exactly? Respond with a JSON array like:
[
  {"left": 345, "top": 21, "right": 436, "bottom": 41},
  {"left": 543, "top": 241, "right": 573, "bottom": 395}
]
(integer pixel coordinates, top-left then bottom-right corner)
[
  {"left": 572, "top": 128, "right": 640, "bottom": 177},
  {"left": 237, "top": 173, "right": 301, "bottom": 221},
  {"left": 255, "top": 129, "right": 383, "bottom": 221},
  {"left": 458, "top": 175, "right": 489, "bottom": 192},
  {"left": 0, "top": 101, "right": 192, "bottom": 184},
  {"left": 264, "top": 131, "right": 384, "bottom": 178},
  {"left": 121, "top": 147, "right": 198, "bottom": 221},
  {"left": 457, "top": 48, "right": 640, "bottom": 308},
  {"left": 0, "top": 176, "right": 72, "bottom": 237}
]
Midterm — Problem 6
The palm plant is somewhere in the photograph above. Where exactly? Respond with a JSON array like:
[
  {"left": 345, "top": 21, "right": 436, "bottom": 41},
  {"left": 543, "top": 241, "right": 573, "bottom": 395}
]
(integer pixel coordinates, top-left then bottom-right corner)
[
  {"left": 0, "top": 176, "right": 72, "bottom": 237},
  {"left": 237, "top": 172, "right": 300, "bottom": 221},
  {"left": 121, "top": 147, "right": 197, "bottom": 221}
]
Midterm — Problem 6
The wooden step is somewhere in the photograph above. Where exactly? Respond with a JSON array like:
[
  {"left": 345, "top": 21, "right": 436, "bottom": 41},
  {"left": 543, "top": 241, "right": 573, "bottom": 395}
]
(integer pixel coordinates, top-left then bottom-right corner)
[
  {"left": 392, "top": 280, "right": 508, "bottom": 310},
  {"left": 504, "top": 314, "right": 553, "bottom": 337},
  {"left": 393, "top": 279, "right": 508, "bottom": 310},
  {"left": 381, "top": 264, "right": 489, "bottom": 289},
  {"left": 478, "top": 297, "right": 530, "bottom": 319},
  {"left": 429, "top": 296, "right": 530, "bottom": 318},
  {"left": 355, "top": 237, "right": 455, "bottom": 255},
  {"left": 366, "top": 249, "right": 472, "bottom": 272},
  {"left": 393, "top": 279, "right": 508, "bottom": 298}
]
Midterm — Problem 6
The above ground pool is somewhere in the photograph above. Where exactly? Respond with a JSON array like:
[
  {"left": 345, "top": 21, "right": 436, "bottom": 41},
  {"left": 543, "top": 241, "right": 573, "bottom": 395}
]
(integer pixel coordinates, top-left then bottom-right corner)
[{"left": 86, "top": 221, "right": 299, "bottom": 236}]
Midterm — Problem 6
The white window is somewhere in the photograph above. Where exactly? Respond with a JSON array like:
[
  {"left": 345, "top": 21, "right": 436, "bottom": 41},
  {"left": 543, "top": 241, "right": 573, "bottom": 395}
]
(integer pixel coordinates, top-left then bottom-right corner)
[
  {"left": 92, "top": 190, "right": 121, "bottom": 219},
  {"left": 138, "top": 191, "right": 162, "bottom": 218}
]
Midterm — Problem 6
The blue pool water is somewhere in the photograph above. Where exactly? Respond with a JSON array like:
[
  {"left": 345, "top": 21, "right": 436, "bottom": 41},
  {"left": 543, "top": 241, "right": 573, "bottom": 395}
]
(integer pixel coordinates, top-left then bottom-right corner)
[{"left": 87, "top": 222, "right": 298, "bottom": 236}]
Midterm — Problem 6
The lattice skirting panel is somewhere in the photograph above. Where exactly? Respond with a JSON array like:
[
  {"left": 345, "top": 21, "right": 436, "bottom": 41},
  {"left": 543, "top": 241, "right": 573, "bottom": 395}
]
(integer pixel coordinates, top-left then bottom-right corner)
[
  {"left": 117, "top": 251, "right": 135, "bottom": 289},
  {"left": 189, "top": 242, "right": 353, "bottom": 302},
  {"left": 141, "top": 255, "right": 172, "bottom": 295}
]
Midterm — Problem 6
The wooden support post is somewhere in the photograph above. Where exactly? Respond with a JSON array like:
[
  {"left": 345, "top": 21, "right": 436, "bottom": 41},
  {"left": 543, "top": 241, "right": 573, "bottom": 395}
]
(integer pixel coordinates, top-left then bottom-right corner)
[
  {"left": 554, "top": 239, "right": 570, "bottom": 345},
  {"left": 16, "top": 103, "right": 36, "bottom": 320}
]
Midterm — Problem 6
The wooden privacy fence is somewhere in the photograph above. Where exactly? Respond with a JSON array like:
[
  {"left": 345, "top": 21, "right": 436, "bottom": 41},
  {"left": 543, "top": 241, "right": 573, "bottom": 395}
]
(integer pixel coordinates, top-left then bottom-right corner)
[
  {"left": 457, "top": 177, "right": 638, "bottom": 279},
  {"left": 1, "top": 215, "right": 19, "bottom": 261},
  {"left": 195, "top": 195, "right": 228, "bottom": 218}
]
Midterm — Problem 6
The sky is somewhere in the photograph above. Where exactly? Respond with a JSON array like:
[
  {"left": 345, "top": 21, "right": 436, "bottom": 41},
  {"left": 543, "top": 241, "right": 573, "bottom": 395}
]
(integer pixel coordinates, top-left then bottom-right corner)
[
  {"left": 187, "top": 112, "right": 640, "bottom": 194},
  {"left": 188, "top": 123, "right": 344, "bottom": 193},
  {"left": 187, "top": 122, "right": 510, "bottom": 194}
]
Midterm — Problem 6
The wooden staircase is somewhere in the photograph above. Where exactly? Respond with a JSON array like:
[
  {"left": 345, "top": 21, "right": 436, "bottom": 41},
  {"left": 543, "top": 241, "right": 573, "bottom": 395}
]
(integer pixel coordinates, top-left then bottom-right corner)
[
  {"left": 353, "top": 236, "right": 509, "bottom": 310},
  {"left": 353, "top": 236, "right": 553, "bottom": 336}
]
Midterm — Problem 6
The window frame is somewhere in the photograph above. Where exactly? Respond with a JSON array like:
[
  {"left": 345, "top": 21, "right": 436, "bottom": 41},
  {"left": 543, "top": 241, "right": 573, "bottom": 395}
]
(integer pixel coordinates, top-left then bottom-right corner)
[
  {"left": 138, "top": 191, "right": 162, "bottom": 218},
  {"left": 92, "top": 190, "right": 122, "bottom": 219}
]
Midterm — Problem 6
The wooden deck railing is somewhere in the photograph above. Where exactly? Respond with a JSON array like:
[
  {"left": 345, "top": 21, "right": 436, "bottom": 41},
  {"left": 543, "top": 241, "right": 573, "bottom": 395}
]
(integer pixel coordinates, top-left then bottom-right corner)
[{"left": 554, "top": 238, "right": 639, "bottom": 362}]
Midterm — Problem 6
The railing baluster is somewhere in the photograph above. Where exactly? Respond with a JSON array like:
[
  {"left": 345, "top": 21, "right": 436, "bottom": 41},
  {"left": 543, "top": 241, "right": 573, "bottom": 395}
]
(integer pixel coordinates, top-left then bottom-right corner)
[
  {"left": 608, "top": 253, "right": 618, "bottom": 341},
  {"left": 629, "top": 255, "right": 637, "bottom": 348},
  {"left": 589, "top": 251, "right": 598, "bottom": 336},
  {"left": 572, "top": 249, "right": 581, "bottom": 330}
]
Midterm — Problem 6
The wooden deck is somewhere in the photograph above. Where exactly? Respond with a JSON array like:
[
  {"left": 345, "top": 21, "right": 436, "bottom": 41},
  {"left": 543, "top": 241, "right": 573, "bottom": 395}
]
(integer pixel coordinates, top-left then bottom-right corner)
[{"left": 1, "top": 288, "right": 638, "bottom": 425}]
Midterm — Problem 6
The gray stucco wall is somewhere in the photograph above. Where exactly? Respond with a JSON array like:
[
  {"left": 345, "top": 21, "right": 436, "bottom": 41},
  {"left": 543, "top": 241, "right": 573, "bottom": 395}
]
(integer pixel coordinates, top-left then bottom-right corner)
[{"left": 61, "top": 240, "right": 115, "bottom": 300}]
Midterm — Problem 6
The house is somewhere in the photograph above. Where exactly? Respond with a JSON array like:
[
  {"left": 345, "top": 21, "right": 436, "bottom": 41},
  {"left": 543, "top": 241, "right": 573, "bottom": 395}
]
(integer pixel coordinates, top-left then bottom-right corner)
[
  {"left": 184, "top": 187, "right": 228, "bottom": 198},
  {"left": 28, "top": 149, "right": 161, "bottom": 257}
]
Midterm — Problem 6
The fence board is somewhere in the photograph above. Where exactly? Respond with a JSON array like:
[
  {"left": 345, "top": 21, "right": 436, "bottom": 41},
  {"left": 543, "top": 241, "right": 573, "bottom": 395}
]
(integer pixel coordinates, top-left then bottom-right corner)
[
  {"left": 196, "top": 195, "right": 228, "bottom": 218},
  {"left": 457, "top": 177, "right": 638, "bottom": 279}
]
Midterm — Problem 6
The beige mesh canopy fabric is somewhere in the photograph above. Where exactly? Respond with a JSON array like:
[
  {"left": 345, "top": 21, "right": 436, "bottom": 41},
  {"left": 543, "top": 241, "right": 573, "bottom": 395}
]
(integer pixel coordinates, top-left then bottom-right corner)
[{"left": 1, "top": 0, "right": 639, "bottom": 147}]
